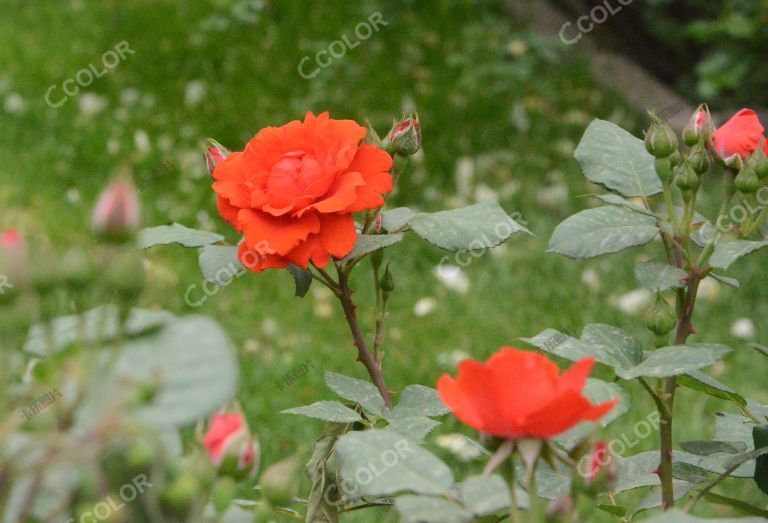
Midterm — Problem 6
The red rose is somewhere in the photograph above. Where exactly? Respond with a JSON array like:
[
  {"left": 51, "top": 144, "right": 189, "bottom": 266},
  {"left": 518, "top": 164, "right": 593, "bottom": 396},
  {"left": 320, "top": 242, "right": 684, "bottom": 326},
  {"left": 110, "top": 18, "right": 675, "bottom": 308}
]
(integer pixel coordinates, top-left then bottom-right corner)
[
  {"left": 203, "top": 412, "right": 257, "bottom": 478},
  {"left": 212, "top": 112, "right": 393, "bottom": 272},
  {"left": 437, "top": 348, "right": 616, "bottom": 439},
  {"left": 711, "top": 109, "right": 767, "bottom": 162}
]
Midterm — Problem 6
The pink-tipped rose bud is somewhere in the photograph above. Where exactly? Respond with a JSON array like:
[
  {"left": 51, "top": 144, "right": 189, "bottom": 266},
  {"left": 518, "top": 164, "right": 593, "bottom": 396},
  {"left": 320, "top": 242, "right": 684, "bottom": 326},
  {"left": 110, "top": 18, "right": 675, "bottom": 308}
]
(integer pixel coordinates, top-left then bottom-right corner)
[
  {"left": 683, "top": 104, "right": 715, "bottom": 146},
  {"left": 203, "top": 139, "right": 231, "bottom": 177},
  {"left": 711, "top": 109, "right": 766, "bottom": 169},
  {"left": 582, "top": 441, "right": 616, "bottom": 493},
  {"left": 91, "top": 179, "right": 141, "bottom": 241},
  {"left": 0, "top": 230, "right": 26, "bottom": 302},
  {"left": 204, "top": 412, "right": 259, "bottom": 480},
  {"left": 388, "top": 115, "right": 421, "bottom": 156}
]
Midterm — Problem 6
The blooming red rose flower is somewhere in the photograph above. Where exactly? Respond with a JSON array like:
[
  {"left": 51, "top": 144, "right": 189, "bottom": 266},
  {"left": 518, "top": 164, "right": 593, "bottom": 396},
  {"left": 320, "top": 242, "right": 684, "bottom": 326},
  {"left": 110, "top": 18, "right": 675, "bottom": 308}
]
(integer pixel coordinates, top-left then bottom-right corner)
[
  {"left": 711, "top": 109, "right": 767, "bottom": 162},
  {"left": 437, "top": 348, "right": 616, "bottom": 439},
  {"left": 212, "top": 112, "right": 393, "bottom": 272}
]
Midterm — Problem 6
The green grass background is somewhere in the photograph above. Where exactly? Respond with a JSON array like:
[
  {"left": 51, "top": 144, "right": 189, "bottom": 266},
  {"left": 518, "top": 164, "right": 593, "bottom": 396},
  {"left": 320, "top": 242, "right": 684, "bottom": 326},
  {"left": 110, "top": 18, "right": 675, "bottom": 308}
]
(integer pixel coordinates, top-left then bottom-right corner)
[{"left": 1, "top": 0, "right": 766, "bottom": 520}]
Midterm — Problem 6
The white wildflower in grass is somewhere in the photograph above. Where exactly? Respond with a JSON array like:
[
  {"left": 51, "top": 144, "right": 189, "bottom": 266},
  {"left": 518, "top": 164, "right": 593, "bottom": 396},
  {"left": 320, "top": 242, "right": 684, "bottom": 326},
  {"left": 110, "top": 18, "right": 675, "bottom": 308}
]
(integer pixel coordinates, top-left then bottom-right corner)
[
  {"left": 413, "top": 297, "right": 437, "bottom": 317},
  {"left": 433, "top": 265, "right": 469, "bottom": 294},
  {"left": 731, "top": 318, "right": 756, "bottom": 340},
  {"left": 613, "top": 288, "right": 652, "bottom": 315},
  {"left": 436, "top": 434, "right": 484, "bottom": 462}
]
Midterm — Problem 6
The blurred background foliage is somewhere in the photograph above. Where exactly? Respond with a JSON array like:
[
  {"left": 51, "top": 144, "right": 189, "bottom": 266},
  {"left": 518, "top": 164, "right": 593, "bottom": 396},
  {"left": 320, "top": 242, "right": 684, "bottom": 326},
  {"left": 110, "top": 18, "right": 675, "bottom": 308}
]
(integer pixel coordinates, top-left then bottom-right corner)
[{"left": 1, "top": 0, "right": 767, "bottom": 519}]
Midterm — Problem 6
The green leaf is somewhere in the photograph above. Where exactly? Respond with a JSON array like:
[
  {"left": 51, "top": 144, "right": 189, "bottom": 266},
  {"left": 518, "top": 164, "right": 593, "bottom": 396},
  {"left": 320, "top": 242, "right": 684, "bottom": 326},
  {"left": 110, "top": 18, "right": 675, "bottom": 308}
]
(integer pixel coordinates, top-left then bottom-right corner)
[
  {"left": 384, "top": 416, "right": 441, "bottom": 444},
  {"left": 282, "top": 401, "right": 363, "bottom": 423},
  {"left": 387, "top": 385, "right": 450, "bottom": 420},
  {"left": 753, "top": 425, "right": 768, "bottom": 495},
  {"left": 334, "top": 430, "right": 454, "bottom": 497},
  {"left": 710, "top": 273, "right": 740, "bottom": 288},
  {"left": 381, "top": 207, "right": 418, "bottom": 233},
  {"left": 305, "top": 436, "right": 340, "bottom": 523},
  {"left": 324, "top": 371, "right": 385, "bottom": 415},
  {"left": 407, "top": 201, "right": 530, "bottom": 251},
  {"left": 702, "top": 492, "right": 768, "bottom": 518},
  {"left": 710, "top": 240, "right": 768, "bottom": 269},
  {"left": 73, "top": 314, "right": 239, "bottom": 429},
  {"left": 24, "top": 305, "right": 174, "bottom": 356},
  {"left": 548, "top": 206, "right": 659, "bottom": 260},
  {"left": 613, "top": 452, "right": 662, "bottom": 494},
  {"left": 138, "top": 223, "right": 224, "bottom": 249},
  {"left": 199, "top": 245, "right": 244, "bottom": 286},
  {"left": 595, "top": 194, "right": 656, "bottom": 216},
  {"left": 724, "top": 445, "right": 768, "bottom": 469},
  {"left": 342, "top": 233, "right": 404, "bottom": 261},
  {"left": 616, "top": 344, "right": 730, "bottom": 380},
  {"left": 678, "top": 370, "right": 746, "bottom": 406},
  {"left": 635, "top": 261, "right": 688, "bottom": 291},
  {"left": 522, "top": 323, "right": 642, "bottom": 374},
  {"left": 287, "top": 264, "right": 312, "bottom": 298},
  {"left": 459, "top": 474, "right": 510, "bottom": 515},
  {"left": 635, "top": 480, "right": 694, "bottom": 513},
  {"left": 678, "top": 440, "right": 747, "bottom": 456},
  {"left": 672, "top": 462, "right": 710, "bottom": 483},
  {"left": 394, "top": 496, "right": 472, "bottom": 523},
  {"left": 597, "top": 504, "right": 627, "bottom": 517},
  {"left": 574, "top": 119, "right": 662, "bottom": 197},
  {"left": 641, "top": 508, "right": 766, "bottom": 522},
  {"left": 752, "top": 344, "right": 768, "bottom": 358}
]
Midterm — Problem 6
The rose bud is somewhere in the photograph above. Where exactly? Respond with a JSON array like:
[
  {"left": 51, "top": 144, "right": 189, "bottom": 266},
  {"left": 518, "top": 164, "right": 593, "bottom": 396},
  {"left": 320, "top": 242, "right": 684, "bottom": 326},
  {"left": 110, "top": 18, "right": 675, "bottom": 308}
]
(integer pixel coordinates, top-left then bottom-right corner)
[
  {"left": 675, "top": 161, "right": 700, "bottom": 201},
  {"left": 747, "top": 140, "right": 768, "bottom": 180},
  {"left": 203, "top": 411, "right": 259, "bottom": 480},
  {"left": 688, "top": 140, "right": 711, "bottom": 176},
  {"left": 711, "top": 109, "right": 765, "bottom": 168},
  {"left": 683, "top": 104, "right": 715, "bottom": 146},
  {"left": 91, "top": 179, "right": 141, "bottom": 242},
  {"left": 0, "top": 229, "right": 26, "bottom": 303},
  {"left": 388, "top": 115, "right": 421, "bottom": 157},
  {"left": 583, "top": 441, "right": 616, "bottom": 493},
  {"left": 735, "top": 166, "right": 760, "bottom": 195},
  {"left": 259, "top": 454, "right": 302, "bottom": 507},
  {"left": 645, "top": 115, "right": 678, "bottom": 158},
  {"left": 645, "top": 291, "right": 676, "bottom": 337},
  {"left": 203, "top": 138, "right": 230, "bottom": 178}
]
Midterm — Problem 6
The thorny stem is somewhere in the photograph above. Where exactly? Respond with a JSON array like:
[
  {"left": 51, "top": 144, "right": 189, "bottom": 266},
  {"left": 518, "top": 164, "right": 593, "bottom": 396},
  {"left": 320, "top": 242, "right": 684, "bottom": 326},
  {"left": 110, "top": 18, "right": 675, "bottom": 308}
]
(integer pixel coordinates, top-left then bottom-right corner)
[{"left": 335, "top": 265, "right": 393, "bottom": 409}]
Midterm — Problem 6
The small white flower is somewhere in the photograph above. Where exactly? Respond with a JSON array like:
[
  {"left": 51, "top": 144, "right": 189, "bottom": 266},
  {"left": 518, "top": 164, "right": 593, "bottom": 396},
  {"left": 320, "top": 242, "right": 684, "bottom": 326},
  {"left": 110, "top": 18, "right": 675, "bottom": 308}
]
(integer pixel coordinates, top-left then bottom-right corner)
[
  {"left": 613, "top": 288, "right": 652, "bottom": 315},
  {"left": 581, "top": 268, "right": 600, "bottom": 291},
  {"left": 78, "top": 93, "right": 108, "bottom": 117},
  {"left": 414, "top": 297, "right": 437, "bottom": 317},
  {"left": 4, "top": 92, "right": 26, "bottom": 115},
  {"left": 120, "top": 88, "right": 140, "bottom": 106},
  {"left": 65, "top": 188, "right": 81, "bottom": 205},
  {"left": 697, "top": 277, "right": 721, "bottom": 301},
  {"left": 731, "top": 318, "right": 756, "bottom": 340},
  {"left": 437, "top": 350, "right": 471, "bottom": 368},
  {"left": 184, "top": 80, "right": 207, "bottom": 107},
  {"left": 133, "top": 130, "right": 151, "bottom": 155},
  {"left": 434, "top": 265, "right": 470, "bottom": 294},
  {"left": 436, "top": 434, "right": 484, "bottom": 462}
]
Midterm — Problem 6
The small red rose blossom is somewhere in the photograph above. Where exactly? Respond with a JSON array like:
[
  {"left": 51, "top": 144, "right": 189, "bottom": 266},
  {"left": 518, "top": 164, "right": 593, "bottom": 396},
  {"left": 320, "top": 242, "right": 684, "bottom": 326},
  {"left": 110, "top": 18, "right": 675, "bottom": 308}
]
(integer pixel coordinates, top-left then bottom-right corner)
[
  {"left": 212, "top": 112, "right": 393, "bottom": 272},
  {"left": 437, "top": 347, "right": 616, "bottom": 439}
]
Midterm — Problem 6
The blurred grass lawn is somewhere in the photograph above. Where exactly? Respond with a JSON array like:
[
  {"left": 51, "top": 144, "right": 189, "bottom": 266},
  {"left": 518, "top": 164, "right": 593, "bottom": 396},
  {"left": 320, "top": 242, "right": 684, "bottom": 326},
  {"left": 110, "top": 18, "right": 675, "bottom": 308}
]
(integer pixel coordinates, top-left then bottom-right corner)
[{"left": 1, "top": 0, "right": 766, "bottom": 519}]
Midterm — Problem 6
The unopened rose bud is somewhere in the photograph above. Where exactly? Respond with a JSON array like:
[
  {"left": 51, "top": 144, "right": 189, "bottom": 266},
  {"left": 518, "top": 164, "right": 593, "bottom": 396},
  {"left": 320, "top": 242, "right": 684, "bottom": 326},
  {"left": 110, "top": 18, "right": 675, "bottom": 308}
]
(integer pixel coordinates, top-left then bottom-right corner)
[
  {"left": 203, "top": 139, "right": 231, "bottom": 177},
  {"left": 61, "top": 247, "right": 95, "bottom": 292},
  {"left": 683, "top": 104, "right": 715, "bottom": 146},
  {"left": 160, "top": 473, "right": 199, "bottom": 518},
  {"left": 92, "top": 179, "right": 140, "bottom": 242},
  {"left": 388, "top": 115, "right": 421, "bottom": 156},
  {"left": 379, "top": 263, "right": 395, "bottom": 294},
  {"left": 675, "top": 160, "right": 700, "bottom": 190},
  {"left": 644, "top": 291, "right": 676, "bottom": 337},
  {"left": 735, "top": 166, "right": 760, "bottom": 194},
  {"left": 545, "top": 494, "right": 574, "bottom": 523},
  {"left": 583, "top": 441, "right": 616, "bottom": 494},
  {"left": 204, "top": 411, "right": 259, "bottom": 481},
  {"left": 0, "top": 230, "right": 26, "bottom": 303},
  {"left": 260, "top": 455, "right": 302, "bottom": 507},
  {"left": 747, "top": 141, "right": 768, "bottom": 180},
  {"left": 105, "top": 249, "right": 145, "bottom": 312},
  {"left": 688, "top": 141, "right": 711, "bottom": 175},
  {"left": 645, "top": 115, "right": 678, "bottom": 158},
  {"left": 212, "top": 477, "right": 237, "bottom": 515}
]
